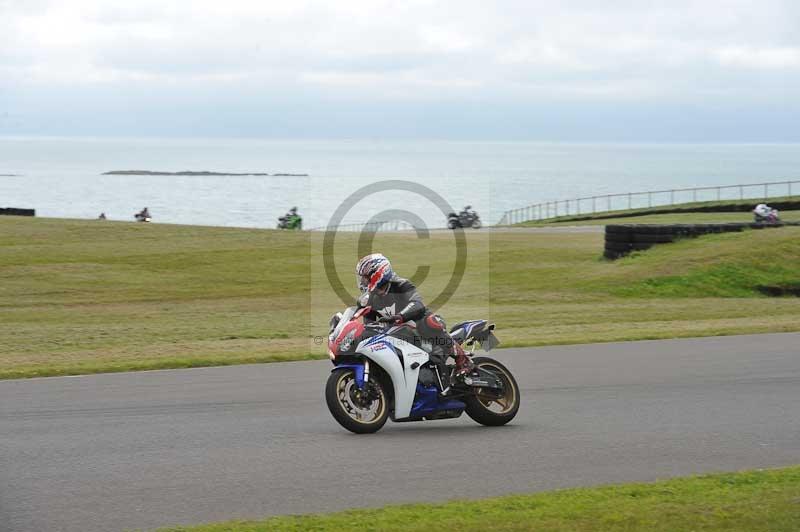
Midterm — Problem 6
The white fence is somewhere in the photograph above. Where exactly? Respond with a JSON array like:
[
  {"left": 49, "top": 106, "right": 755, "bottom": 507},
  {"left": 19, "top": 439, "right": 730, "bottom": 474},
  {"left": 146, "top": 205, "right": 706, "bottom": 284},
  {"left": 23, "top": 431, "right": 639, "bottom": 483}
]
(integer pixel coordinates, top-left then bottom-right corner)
[{"left": 497, "top": 179, "right": 800, "bottom": 225}]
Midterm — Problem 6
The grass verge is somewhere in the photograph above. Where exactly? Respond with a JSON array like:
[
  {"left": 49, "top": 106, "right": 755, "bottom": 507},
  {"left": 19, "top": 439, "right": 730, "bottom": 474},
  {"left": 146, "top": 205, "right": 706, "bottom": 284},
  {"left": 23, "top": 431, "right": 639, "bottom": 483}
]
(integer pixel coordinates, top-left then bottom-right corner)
[
  {"left": 517, "top": 196, "right": 800, "bottom": 226},
  {"left": 159, "top": 466, "right": 800, "bottom": 531},
  {"left": 2, "top": 217, "right": 800, "bottom": 379},
  {"left": 529, "top": 210, "right": 800, "bottom": 226}
]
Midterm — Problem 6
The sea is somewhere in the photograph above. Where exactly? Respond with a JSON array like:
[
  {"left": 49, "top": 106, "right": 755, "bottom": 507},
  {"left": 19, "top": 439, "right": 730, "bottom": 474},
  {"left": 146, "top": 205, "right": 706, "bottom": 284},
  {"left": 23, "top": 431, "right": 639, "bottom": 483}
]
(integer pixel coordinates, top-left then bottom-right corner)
[{"left": 1, "top": 137, "right": 799, "bottom": 229}]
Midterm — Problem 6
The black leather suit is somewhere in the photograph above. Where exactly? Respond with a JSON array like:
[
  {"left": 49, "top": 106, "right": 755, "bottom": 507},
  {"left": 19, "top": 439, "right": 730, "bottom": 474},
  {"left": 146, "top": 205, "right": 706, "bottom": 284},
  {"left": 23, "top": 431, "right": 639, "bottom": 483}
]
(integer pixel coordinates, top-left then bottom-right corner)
[{"left": 357, "top": 276, "right": 453, "bottom": 359}]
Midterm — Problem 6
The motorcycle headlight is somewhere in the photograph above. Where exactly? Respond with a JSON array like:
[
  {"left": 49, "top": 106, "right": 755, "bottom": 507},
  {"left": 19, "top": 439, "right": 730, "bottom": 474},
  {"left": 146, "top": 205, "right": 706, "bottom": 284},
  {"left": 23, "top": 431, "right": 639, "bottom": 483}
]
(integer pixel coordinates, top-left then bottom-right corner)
[{"left": 339, "top": 329, "right": 357, "bottom": 353}]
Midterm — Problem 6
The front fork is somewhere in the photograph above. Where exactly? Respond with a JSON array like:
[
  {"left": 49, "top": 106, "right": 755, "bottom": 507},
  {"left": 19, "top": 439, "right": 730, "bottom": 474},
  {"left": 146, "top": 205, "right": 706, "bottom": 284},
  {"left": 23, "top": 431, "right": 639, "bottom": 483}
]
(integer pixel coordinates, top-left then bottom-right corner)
[{"left": 332, "top": 359, "right": 370, "bottom": 390}]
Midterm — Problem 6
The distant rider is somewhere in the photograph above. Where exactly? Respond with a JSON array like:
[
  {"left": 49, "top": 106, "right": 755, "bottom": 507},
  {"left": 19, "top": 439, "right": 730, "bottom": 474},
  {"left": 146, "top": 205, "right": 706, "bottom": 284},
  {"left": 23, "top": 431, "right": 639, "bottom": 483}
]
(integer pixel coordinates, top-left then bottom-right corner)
[
  {"left": 279, "top": 207, "right": 302, "bottom": 229},
  {"left": 355, "top": 253, "right": 474, "bottom": 379},
  {"left": 753, "top": 203, "right": 778, "bottom": 222}
]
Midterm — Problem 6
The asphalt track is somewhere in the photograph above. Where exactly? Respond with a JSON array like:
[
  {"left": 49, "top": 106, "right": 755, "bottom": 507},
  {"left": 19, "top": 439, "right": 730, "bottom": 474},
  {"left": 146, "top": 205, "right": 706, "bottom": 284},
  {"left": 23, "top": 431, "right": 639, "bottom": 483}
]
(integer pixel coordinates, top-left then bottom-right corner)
[
  {"left": 407, "top": 225, "right": 605, "bottom": 233},
  {"left": 2, "top": 333, "right": 799, "bottom": 532}
]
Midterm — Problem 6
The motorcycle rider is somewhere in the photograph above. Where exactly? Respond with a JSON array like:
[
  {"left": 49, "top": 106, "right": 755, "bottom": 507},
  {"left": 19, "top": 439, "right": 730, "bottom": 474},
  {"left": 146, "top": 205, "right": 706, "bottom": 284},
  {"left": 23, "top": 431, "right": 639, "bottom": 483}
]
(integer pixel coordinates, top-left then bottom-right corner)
[
  {"left": 287, "top": 207, "right": 302, "bottom": 225},
  {"left": 753, "top": 203, "right": 779, "bottom": 222},
  {"left": 355, "top": 253, "right": 474, "bottom": 379},
  {"left": 278, "top": 207, "right": 302, "bottom": 229},
  {"left": 135, "top": 207, "right": 151, "bottom": 221}
]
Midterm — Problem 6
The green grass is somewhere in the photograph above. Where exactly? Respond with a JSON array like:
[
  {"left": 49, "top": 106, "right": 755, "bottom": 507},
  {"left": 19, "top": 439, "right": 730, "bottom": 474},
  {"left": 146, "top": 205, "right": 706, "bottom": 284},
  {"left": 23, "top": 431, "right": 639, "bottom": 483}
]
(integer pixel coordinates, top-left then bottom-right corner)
[
  {"left": 610, "top": 229, "right": 800, "bottom": 297},
  {"left": 531, "top": 210, "right": 800, "bottom": 226},
  {"left": 3, "top": 216, "right": 800, "bottom": 379},
  {"left": 517, "top": 196, "right": 800, "bottom": 226},
  {"left": 159, "top": 466, "right": 800, "bottom": 531},
  {"left": 0, "top": 218, "right": 312, "bottom": 378}
]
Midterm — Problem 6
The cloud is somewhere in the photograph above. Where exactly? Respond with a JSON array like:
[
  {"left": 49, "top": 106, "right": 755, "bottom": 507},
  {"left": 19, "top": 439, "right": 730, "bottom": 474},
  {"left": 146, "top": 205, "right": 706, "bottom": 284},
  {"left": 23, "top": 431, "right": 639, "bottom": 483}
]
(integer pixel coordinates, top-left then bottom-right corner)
[
  {"left": 1, "top": 0, "right": 798, "bottom": 138},
  {"left": 715, "top": 46, "right": 800, "bottom": 69}
]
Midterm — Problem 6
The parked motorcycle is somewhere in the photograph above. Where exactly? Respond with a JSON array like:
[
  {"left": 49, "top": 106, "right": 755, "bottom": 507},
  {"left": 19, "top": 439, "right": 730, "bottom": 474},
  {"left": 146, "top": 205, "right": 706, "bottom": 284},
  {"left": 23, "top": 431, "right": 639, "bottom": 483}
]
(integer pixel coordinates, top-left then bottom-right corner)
[
  {"left": 325, "top": 306, "right": 520, "bottom": 433},
  {"left": 447, "top": 206, "right": 482, "bottom": 229}
]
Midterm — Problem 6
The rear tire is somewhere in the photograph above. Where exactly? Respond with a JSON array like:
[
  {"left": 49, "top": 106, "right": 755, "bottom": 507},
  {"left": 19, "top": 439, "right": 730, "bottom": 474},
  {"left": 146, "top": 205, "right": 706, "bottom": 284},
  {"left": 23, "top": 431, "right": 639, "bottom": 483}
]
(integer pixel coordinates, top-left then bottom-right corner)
[
  {"left": 606, "top": 224, "right": 635, "bottom": 234},
  {"left": 605, "top": 232, "right": 634, "bottom": 243},
  {"left": 632, "top": 233, "right": 674, "bottom": 244},
  {"left": 326, "top": 368, "right": 389, "bottom": 434},
  {"left": 464, "top": 357, "right": 520, "bottom": 426},
  {"left": 605, "top": 241, "right": 634, "bottom": 252}
]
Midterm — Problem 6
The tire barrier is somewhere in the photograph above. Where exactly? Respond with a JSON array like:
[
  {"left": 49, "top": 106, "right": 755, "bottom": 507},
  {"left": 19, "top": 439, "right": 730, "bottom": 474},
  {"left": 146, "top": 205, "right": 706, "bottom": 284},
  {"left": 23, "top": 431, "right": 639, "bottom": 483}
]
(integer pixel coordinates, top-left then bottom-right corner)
[
  {"left": 757, "top": 284, "right": 800, "bottom": 297},
  {"left": 603, "top": 222, "right": 795, "bottom": 260},
  {"left": 0, "top": 208, "right": 35, "bottom": 217}
]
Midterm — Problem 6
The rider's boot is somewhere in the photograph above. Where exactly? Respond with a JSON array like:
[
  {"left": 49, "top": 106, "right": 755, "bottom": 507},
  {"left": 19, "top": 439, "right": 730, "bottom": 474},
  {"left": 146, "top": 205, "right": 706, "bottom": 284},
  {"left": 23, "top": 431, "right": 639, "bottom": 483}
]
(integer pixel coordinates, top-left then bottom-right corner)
[{"left": 452, "top": 342, "right": 474, "bottom": 379}]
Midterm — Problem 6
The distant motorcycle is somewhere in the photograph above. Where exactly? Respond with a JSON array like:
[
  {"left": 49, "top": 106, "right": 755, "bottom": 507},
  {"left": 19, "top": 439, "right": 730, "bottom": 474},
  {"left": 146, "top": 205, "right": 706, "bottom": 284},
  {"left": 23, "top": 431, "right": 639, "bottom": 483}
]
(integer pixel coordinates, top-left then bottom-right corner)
[
  {"left": 447, "top": 206, "right": 482, "bottom": 229},
  {"left": 277, "top": 214, "right": 302, "bottom": 230},
  {"left": 753, "top": 204, "right": 780, "bottom": 224},
  {"left": 134, "top": 209, "right": 151, "bottom": 223}
]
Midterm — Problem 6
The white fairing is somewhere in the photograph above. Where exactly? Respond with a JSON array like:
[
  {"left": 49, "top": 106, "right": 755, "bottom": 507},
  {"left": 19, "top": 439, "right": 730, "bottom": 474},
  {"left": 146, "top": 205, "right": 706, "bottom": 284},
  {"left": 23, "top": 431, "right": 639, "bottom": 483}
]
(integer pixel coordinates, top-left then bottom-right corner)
[{"left": 356, "top": 335, "right": 429, "bottom": 419}]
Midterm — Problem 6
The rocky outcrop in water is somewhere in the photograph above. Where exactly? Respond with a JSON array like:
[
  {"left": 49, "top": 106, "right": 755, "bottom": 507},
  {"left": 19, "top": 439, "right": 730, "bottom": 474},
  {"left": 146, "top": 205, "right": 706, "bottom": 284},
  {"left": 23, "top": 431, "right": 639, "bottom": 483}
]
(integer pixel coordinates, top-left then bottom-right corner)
[{"left": 102, "top": 170, "right": 309, "bottom": 176}]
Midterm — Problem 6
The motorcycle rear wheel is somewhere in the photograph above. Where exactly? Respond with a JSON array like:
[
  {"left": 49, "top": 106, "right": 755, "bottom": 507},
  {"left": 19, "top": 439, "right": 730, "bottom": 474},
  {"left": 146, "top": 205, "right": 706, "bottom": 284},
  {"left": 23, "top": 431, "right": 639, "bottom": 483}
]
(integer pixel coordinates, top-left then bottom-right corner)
[
  {"left": 326, "top": 368, "right": 389, "bottom": 434},
  {"left": 464, "top": 357, "right": 520, "bottom": 426}
]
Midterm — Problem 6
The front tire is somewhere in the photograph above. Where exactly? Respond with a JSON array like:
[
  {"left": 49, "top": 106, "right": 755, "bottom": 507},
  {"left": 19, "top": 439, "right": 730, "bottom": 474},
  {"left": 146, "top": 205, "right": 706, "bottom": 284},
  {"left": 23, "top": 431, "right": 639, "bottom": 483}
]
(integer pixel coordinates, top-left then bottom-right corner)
[
  {"left": 471, "top": 219, "right": 482, "bottom": 229},
  {"left": 464, "top": 357, "right": 520, "bottom": 426},
  {"left": 326, "top": 368, "right": 389, "bottom": 434}
]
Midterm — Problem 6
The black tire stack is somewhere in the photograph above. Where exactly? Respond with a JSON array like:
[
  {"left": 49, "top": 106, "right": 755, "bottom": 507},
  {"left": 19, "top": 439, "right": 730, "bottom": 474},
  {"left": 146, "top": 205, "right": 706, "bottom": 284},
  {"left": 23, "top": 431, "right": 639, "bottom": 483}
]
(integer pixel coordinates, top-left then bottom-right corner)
[
  {"left": 604, "top": 222, "right": 787, "bottom": 260},
  {"left": 0, "top": 208, "right": 35, "bottom": 216}
]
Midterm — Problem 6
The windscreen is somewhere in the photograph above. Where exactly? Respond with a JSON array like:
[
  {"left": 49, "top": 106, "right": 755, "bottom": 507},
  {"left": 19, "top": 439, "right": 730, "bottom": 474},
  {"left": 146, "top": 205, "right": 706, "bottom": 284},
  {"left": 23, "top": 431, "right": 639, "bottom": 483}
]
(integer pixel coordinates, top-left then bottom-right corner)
[{"left": 329, "top": 306, "right": 356, "bottom": 343}]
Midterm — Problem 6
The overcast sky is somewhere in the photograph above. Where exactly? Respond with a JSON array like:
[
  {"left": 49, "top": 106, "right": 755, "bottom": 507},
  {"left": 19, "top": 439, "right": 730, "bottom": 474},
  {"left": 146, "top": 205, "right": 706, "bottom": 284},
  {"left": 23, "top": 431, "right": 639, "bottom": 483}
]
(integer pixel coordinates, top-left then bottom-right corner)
[{"left": 2, "top": 0, "right": 799, "bottom": 140}]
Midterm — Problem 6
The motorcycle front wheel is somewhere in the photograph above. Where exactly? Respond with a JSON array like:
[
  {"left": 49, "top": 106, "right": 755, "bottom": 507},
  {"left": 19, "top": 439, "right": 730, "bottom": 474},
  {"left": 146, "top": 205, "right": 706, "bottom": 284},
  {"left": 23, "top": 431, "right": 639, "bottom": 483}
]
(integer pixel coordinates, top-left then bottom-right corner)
[
  {"left": 472, "top": 219, "right": 482, "bottom": 229},
  {"left": 464, "top": 357, "right": 520, "bottom": 426},
  {"left": 325, "top": 368, "right": 389, "bottom": 434}
]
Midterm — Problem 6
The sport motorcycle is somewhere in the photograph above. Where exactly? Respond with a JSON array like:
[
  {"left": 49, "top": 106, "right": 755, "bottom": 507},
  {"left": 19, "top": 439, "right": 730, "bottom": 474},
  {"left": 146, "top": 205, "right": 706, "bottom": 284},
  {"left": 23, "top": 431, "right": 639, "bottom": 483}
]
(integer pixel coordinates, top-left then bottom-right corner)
[
  {"left": 447, "top": 206, "right": 482, "bottom": 229},
  {"left": 753, "top": 209, "right": 780, "bottom": 224},
  {"left": 277, "top": 214, "right": 303, "bottom": 230},
  {"left": 325, "top": 306, "right": 520, "bottom": 433}
]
